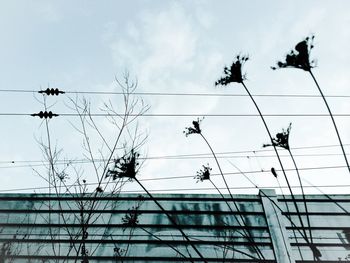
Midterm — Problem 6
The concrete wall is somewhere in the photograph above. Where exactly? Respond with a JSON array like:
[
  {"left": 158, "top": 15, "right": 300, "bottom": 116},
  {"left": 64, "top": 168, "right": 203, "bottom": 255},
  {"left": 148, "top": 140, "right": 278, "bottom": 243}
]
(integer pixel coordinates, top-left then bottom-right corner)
[{"left": 0, "top": 191, "right": 349, "bottom": 262}]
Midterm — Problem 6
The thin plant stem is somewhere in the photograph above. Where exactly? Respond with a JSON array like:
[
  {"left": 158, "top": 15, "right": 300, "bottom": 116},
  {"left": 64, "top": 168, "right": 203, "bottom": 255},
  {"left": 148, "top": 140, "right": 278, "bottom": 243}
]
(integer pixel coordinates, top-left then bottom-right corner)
[
  {"left": 189, "top": 236, "right": 260, "bottom": 261},
  {"left": 232, "top": 162, "right": 320, "bottom": 260},
  {"left": 241, "top": 81, "right": 311, "bottom": 251},
  {"left": 199, "top": 133, "right": 265, "bottom": 260},
  {"left": 288, "top": 149, "right": 313, "bottom": 245},
  {"left": 140, "top": 226, "right": 193, "bottom": 261},
  {"left": 199, "top": 134, "right": 231, "bottom": 197},
  {"left": 229, "top": 161, "right": 295, "bottom": 262},
  {"left": 134, "top": 178, "right": 208, "bottom": 263},
  {"left": 209, "top": 179, "right": 253, "bottom": 241},
  {"left": 309, "top": 70, "right": 350, "bottom": 174},
  {"left": 302, "top": 177, "right": 349, "bottom": 214},
  {"left": 276, "top": 176, "right": 303, "bottom": 261}
]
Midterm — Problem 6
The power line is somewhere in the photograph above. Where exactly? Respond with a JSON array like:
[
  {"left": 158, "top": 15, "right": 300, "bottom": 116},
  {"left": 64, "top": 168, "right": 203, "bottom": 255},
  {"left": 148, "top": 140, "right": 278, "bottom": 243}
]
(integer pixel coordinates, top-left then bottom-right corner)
[
  {"left": 0, "top": 181, "right": 349, "bottom": 193},
  {"left": 0, "top": 143, "right": 348, "bottom": 168},
  {"left": 0, "top": 164, "right": 348, "bottom": 193},
  {"left": 2, "top": 112, "right": 350, "bottom": 117},
  {"left": 114, "top": 184, "right": 350, "bottom": 193},
  {"left": 0, "top": 153, "right": 348, "bottom": 169},
  {"left": 1, "top": 89, "right": 350, "bottom": 98}
]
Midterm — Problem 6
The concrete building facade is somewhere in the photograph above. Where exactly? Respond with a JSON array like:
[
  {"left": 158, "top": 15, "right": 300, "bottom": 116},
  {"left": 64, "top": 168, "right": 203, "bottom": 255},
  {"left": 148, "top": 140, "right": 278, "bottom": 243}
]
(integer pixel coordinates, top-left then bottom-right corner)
[{"left": 0, "top": 190, "right": 349, "bottom": 262}]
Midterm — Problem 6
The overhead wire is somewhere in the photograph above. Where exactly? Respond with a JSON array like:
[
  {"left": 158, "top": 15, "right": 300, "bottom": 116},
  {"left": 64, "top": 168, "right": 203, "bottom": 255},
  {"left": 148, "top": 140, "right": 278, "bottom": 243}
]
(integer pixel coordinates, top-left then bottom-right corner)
[
  {"left": 1, "top": 88, "right": 350, "bottom": 98},
  {"left": 0, "top": 141, "right": 348, "bottom": 160},
  {"left": 2, "top": 83, "right": 350, "bottom": 260},
  {"left": 0, "top": 164, "right": 349, "bottom": 193},
  {"left": 0, "top": 157, "right": 348, "bottom": 170},
  {"left": 1, "top": 89, "right": 350, "bottom": 118},
  {"left": 0, "top": 182, "right": 349, "bottom": 194},
  {"left": 2, "top": 112, "right": 350, "bottom": 117},
  {"left": 0, "top": 89, "right": 349, "bottom": 194},
  {"left": 0, "top": 144, "right": 348, "bottom": 168}
]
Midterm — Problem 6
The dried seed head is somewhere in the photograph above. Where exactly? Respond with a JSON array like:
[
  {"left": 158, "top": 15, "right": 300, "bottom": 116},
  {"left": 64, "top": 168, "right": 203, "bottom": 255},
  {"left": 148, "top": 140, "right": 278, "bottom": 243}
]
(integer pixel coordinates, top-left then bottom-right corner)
[
  {"left": 106, "top": 149, "right": 140, "bottom": 180},
  {"left": 272, "top": 35, "right": 316, "bottom": 71},
  {"left": 215, "top": 55, "right": 249, "bottom": 85},
  {"left": 194, "top": 164, "right": 212, "bottom": 183},
  {"left": 183, "top": 117, "right": 204, "bottom": 137},
  {"left": 263, "top": 123, "right": 292, "bottom": 150}
]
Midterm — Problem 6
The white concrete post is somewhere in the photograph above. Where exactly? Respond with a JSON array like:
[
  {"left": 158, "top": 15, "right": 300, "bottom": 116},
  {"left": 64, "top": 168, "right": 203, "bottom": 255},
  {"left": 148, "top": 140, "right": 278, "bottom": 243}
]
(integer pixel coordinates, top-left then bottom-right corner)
[{"left": 260, "top": 189, "right": 296, "bottom": 263}]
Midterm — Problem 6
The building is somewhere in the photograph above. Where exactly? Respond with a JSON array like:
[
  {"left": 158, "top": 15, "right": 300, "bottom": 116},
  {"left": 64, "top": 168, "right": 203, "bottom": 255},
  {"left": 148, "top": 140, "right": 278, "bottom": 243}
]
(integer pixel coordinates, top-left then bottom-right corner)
[{"left": 0, "top": 190, "right": 349, "bottom": 262}]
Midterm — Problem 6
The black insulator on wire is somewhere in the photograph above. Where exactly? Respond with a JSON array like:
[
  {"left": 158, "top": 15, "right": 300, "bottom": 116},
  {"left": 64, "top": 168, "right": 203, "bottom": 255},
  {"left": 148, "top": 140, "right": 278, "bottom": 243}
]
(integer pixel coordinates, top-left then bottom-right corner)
[
  {"left": 31, "top": 111, "right": 59, "bottom": 119},
  {"left": 38, "top": 88, "right": 65, "bottom": 96}
]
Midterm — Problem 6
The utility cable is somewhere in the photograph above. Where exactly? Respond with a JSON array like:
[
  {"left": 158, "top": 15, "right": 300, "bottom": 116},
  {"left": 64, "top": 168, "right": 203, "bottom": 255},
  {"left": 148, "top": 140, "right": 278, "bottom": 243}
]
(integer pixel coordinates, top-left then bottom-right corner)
[
  {"left": 1, "top": 112, "right": 350, "bottom": 117},
  {"left": 0, "top": 152, "right": 348, "bottom": 168},
  {"left": 1, "top": 88, "right": 350, "bottom": 98},
  {"left": 0, "top": 164, "right": 349, "bottom": 191}
]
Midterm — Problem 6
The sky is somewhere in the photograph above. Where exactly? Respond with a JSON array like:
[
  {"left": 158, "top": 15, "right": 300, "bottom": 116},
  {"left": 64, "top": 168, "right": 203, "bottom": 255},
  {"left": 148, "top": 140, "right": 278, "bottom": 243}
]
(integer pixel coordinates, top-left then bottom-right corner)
[{"left": 1, "top": 0, "right": 350, "bottom": 195}]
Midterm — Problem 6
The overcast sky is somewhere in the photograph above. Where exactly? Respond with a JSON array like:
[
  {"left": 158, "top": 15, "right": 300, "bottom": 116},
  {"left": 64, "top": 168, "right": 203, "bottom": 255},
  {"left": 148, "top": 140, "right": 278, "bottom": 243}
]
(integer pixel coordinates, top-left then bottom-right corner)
[{"left": 1, "top": 0, "right": 350, "bottom": 195}]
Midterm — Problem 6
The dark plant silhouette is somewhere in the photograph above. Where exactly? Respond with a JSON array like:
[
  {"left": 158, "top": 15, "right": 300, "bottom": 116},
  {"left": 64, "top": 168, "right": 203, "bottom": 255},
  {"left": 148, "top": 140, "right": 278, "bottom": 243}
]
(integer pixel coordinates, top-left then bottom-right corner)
[
  {"left": 108, "top": 149, "right": 207, "bottom": 262},
  {"left": 229, "top": 161, "right": 322, "bottom": 262},
  {"left": 194, "top": 164, "right": 212, "bottom": 182},
  {"left": 0, "top": 235, "right": 14, "bottom": 263},
  {"left": 271, "top": 167, "right": 278, "bottom": 178},
  {"left": 112, "top": 196, "right": 145, "bottom": 261},
  {"left": 185, "top": 119, "right": 266, "bottom": 260},
  {"left": 216, "top": 55, "right": 315, "bottom": 260},
  {"left": 263, "top": 123, "right": 314, "bottom": 255},
  {"left": 184, "top": 118, "right": 234, "bottom": 200},
  {"left": 95, "top": 186, "right": 103, "bottom": 193},
  {"left": 121, "top": 199, "right": 192, "bottom": 261},
  {"left": 215, "top": 55, "right": 249, "bottom": 85},
  {"left": 193, "top": 163, "right": 263, "bottom": 261},
  {"left": 271, "top": 165, "right": 304, "bottom": 260},
  {"left": 271, "top": 36, "right": 316, "bottom": 71},
  {"left": 263, "top": 123, "right": 291, "bottom": 150},
  {"left": 122, "top": 205, "right": 141, "bottom": 227},
  {"left": 32, "top": 74, "right": 150, "bottom": 262},
  {"left": 113, "top": 247, "right": 125, "bottom": 259},
  {"left": 272, "top": 35, "right": 350, "bottom": 175},
  {"left": 138, "top": 227, "right": 191, "bottom": 261},
  {"left": 183, "top": 117, "right": 203, "bottom": 136},
  {"left": 193, "top": 163, "right": 261, "bottom": 260},
  {"left": 106, "top": 150, "right": 140, "bottom": 180}
]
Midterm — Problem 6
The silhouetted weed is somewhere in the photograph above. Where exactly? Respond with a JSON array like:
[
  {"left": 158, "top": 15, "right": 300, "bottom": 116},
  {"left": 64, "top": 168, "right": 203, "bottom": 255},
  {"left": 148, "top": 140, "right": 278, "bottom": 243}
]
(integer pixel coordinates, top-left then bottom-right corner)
[
  {"left": 272, "top": 36, "right": 316, "bottom": 71},
  {"left": 195, "top": 164, "right": 212, "bottom": 182}
]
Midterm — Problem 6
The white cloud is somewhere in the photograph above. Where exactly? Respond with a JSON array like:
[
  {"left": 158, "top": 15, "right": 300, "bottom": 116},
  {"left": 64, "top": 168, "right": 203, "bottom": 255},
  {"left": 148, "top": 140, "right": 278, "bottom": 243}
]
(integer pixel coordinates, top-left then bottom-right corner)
[
  {"left": 36, "top": 1, "right": 62, "bottom": 22},
  {"left": 105, "top": 2, "right": 231, "bottom": 191},
  {"left": 109, "top": 2, "right": 219, "bottom": 87}
]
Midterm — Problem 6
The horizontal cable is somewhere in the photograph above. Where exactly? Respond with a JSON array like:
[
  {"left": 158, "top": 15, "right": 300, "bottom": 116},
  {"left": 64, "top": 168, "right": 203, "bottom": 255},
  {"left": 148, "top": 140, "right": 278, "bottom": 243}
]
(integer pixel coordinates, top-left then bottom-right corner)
[
  {"left": 0, "top": 168, "right": 349, "bottom": 193},
  {"left": 0, "top": 144, "right": 350, "bottom": 164},
  {"left": 0, "top": 153, "right": 348, "bottom": 169},
  {"left": 2, "top": 112, "right": 350, "bottom": 117},
  {"left": 0, "top": 143, "right": 348, "bottom": 166},
  {"left": 0, "top": 163, "right": 347, "bottom": 189},
  {"left": 87, "top": 184, "right": 350, "bottom": 194},
  {"left": 0, "top": 88, "right": 350, "bottom": 98}
]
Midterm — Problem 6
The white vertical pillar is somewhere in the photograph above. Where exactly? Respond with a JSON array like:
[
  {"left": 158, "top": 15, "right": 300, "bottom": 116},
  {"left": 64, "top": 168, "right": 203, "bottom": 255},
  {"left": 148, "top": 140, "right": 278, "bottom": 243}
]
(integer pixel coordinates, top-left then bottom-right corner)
[{"left": 260, "top": 189, "right": 296, "bottom": 263}]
